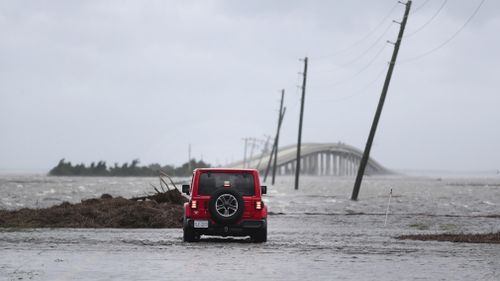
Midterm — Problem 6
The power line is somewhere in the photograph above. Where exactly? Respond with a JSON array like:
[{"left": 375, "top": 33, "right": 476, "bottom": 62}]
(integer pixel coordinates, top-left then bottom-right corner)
[
  {"left": 310, "top": 21, "right": 395, "bottom": 83},
  {"left": 405, "top": 0, "right": 448, "bottom": 38},
  {"left": 338, "top": 21, "right": 394, "bottom": 67},
  {"left": 311, "top": 43, "right": 388, "bottom": 89},
  {"left": 410, "top": 0, "right": 431, "bottom": 15},
  {"left": 401, "top": 0, "right": 487, "bottom": 63},
  {"left": 290, "top": 71, "right": 303, "bottom": 112},
  {"left": 308, "top": 2, "right": 404, "bottom": 94},
  {"left": 312, "top": 2, "right": 399, "bottom": 60},
  {"left": 309, "top": 64, "right": 388, "bottom": 104},
  {"left": 311, "top": 21, "right": 391, "bottom": 75}
]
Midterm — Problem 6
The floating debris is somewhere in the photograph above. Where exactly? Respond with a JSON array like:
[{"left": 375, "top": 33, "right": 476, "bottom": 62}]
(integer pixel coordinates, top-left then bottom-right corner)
[{"left": 0, "top": 189, "right": 187, "bottom": 228}]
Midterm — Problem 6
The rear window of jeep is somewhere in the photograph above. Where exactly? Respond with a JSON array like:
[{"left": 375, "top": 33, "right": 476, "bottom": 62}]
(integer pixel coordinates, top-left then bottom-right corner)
[{"left": 198, "top": 172, "right": 255, "bottom": 196}]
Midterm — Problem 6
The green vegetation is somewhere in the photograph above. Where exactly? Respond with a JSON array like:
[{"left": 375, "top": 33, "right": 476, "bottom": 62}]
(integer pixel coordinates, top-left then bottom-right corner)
[
  {"left": 409, "top": 222, "right": 430, "bottom": 230},
  {"left": 49, "top": 158, "right": 210, "bottom": 177}
]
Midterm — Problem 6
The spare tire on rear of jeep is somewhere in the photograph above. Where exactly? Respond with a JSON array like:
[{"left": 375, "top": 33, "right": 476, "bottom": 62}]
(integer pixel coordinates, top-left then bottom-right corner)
[{"left": 208, "top": 188, "right": 244, "bottom": 224}]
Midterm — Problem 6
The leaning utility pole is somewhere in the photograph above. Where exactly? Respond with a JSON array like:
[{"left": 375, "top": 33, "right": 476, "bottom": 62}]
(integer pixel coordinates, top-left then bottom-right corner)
[
  {"left": 294, "top": 57, "right": 308, "bottom": 190},
  {"left": 272, "top": 89, "right": 285, "bottom": 185},
  {"left": 242, "top": 138, "right": 249, "bottom": 168},
  {"left": 351, "top": 1, "right": 412, "bottom": 201},
  {"left": 188, "top": 143, "right": 192, "bottom": 172},
  {"left": 256, "top": 135, "right": 271, "bottom": 170},
  {"left": 248, "top": 138, "right": 257, "bottom": 165},
  {"left": 264, "top": 107, "right": 286, "bottom": 183},
  {"left": 263, "top": 142, "right": 275, "bottom": 182}
]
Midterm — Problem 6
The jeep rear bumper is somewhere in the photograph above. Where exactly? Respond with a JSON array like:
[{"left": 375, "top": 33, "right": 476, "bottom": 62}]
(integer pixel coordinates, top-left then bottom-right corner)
[{"left": 185, "top": 219, "right": 266, "bottom": 237}]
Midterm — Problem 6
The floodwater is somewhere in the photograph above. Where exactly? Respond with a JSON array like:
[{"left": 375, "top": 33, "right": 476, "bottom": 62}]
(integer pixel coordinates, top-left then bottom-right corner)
[{"left": 1, "top": 174, "right": 499, "bottom": 280}]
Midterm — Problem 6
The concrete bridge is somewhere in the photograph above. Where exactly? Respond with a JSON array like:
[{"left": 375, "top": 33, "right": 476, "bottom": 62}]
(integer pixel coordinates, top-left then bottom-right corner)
[{"left": 231, "top": 142, "right": 391, "bottom": 176}]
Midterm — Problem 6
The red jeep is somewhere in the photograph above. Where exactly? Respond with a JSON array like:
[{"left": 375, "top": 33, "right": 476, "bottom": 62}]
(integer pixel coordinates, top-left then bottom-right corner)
[{"left": 181, "top": 168, "right": 268, "bottom": 242}]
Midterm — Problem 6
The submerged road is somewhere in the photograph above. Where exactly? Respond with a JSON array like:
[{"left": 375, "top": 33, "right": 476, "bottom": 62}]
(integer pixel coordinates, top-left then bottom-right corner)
[
  {"left": 1, "top": 175, "right": 499, "bottom": 280},
  {"left": 0, "top": 213, "right": 499, "bottom": 280}
]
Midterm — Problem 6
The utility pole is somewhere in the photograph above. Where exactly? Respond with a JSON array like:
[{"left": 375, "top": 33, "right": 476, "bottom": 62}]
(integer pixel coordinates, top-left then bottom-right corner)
[
  {"left": 272, "top": 89, "right": 285, "bottom": 185},
  {"left": 242, "top": 138, "right": 249, "bottom": 168},
  {"left": 256, "top": 135, "right": 271, "bottom": 170},
  {"left": 188, "top": 143, "right": 192, "bottom": 172},
  {"left": 294, "top": 57, "right": 308, "bottom": 190},
  {"left": 242, "top": 137, "right": 258, "bottom": 168},
  {"left": 351, "top": 1, "right": 412, "bottom": 201},
  {"left": 264, "top": 107, "right": 286, "bottom": 183},
  {"left": 263, "top": 143, "right": 275, "bottom": 182},
  {"left": 248, "top": 138, "right": 257, "bottom": 166}
]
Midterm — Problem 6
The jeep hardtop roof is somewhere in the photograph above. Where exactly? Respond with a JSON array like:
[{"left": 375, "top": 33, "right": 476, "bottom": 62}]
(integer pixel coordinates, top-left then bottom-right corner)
[{"left": 193, "top": 168, "right": 259, "bottom": 173}]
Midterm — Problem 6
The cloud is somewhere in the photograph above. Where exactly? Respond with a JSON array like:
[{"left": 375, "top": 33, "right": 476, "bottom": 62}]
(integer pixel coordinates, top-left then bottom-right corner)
[{"left": 0, "top": 0, "right": 499, "bottom": 172}]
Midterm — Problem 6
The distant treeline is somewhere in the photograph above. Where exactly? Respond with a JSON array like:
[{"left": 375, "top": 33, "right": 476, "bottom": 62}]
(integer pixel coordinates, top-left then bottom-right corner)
[{"left": 49, "top": 159, "right": 210, "bottom": 177}]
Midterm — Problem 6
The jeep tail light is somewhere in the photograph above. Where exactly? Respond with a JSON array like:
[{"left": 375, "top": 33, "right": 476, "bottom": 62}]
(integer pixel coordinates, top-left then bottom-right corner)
[
  {"left": 190, "top": 200, "right": 197, "bottom": 209},
  {"left": 255, "top": 201, "right": 262, "bottom": 210}
]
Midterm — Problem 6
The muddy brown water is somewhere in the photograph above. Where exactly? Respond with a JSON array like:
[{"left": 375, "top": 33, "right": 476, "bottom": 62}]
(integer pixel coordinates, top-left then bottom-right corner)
[{"left": 1, "top": 174, "right": 499, "bottom": 280}]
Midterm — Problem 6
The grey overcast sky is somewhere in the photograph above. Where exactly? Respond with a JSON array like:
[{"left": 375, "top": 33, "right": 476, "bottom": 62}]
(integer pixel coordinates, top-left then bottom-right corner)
[{"left": 1, "top": 0, "right": 499, "bottom": 173}]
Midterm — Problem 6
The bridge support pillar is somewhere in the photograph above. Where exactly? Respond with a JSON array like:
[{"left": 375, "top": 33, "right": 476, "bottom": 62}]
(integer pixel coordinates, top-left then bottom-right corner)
[
  {"left": 302, "top": 157, "right": 306, "bottom": 175},
  {"left": 305, "top": 156, "right": 311, "bottom": 175},
  {"left": 337, "top": 154, "right": 342, "bottom": 176},
  {"left": 354, "top": 156, "right": 358, "bottom": 176},
  {"left": 331, "top": 154, "right": 334, "bottom": 176},
  {"left": 332, "top": 154, "right": 339, "bottom": 176},
  {"left": 347, "top": 156, "right": 351, "bottom": 176},
  {"left": 347, "top": 155, "right": 351, "bottom": 176},
  {"left": 315, "top": 154, "right": 319, "bottom": 175},
  {"left": 348, "top": 155, "right": 353, "bottom": 176},
  {"left": 352, "top": 156, "right": 356, "bottom": 176},
  {"left": 312, "top": 155, "right": 317, "bottom": 175},
  {"left": 351, "top": 156, "right": 356, "bottom": 176},
  {"left": 307, "top": 157, "right": 311, "bottom": 175},
  {"left": 346, "top": 155, "right": 350, "bottom": 176},
  {"left": 340, "top": 154, "right": 345, "bottom": 176},
  {"left": 341, "top": 155, "right": 344, "bottom": 176},
  {"left": 310, "top": 155, "right": 315, "bottom": 175},
  {"left": 347, "top": 158, "right": 350, "bottom": 176},
  {"left": 319, "top": 153, "right": 323, "bottom": 175},
  {"left": 325, "top": 153, "right": 331, "bottom": 176}
]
